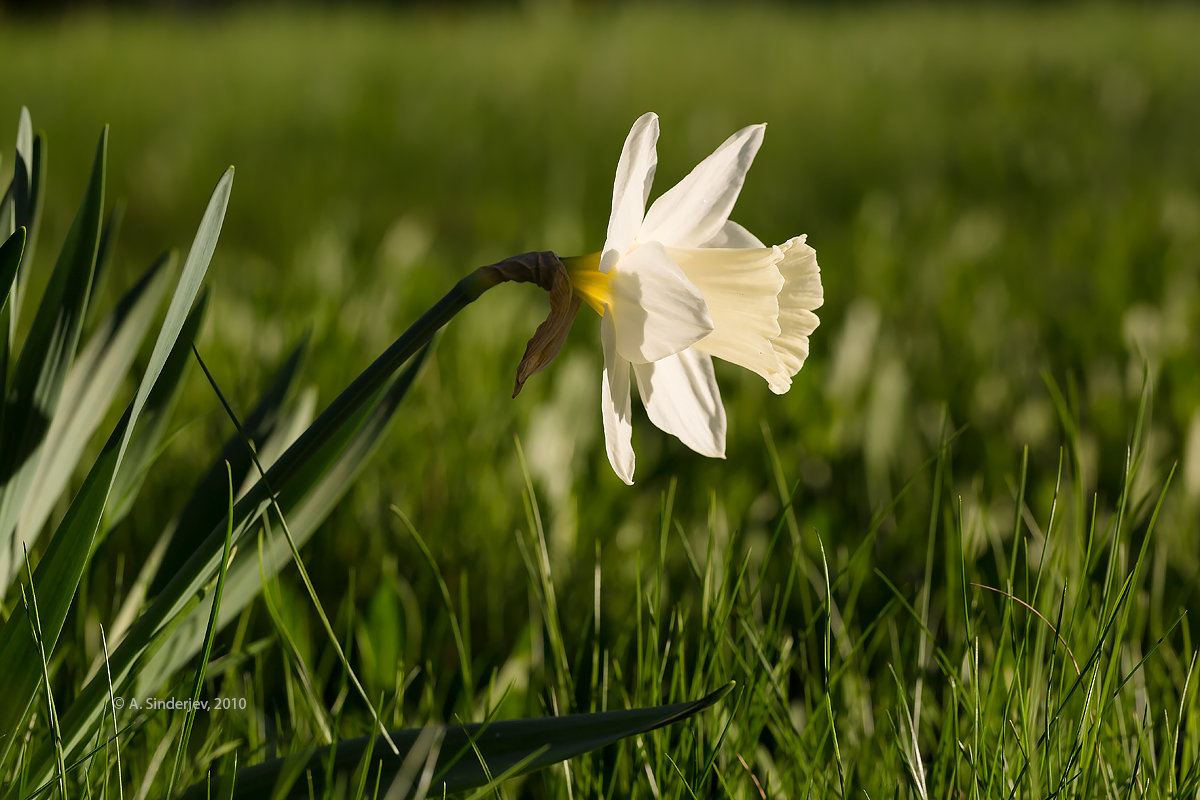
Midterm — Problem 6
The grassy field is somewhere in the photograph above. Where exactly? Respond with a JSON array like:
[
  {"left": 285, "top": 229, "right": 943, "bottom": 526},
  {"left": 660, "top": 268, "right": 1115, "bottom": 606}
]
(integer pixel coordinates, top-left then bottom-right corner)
[{"left": 3, "top": 3, "right": 1200, "bottom": 797}]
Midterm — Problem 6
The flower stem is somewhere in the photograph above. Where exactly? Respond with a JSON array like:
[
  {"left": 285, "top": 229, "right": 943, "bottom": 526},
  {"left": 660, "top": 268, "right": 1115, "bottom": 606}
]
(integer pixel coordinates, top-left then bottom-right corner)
[
  {"left": 301, "top": 265, "right": 504, "bottom": 455},
  {"left": 275, "top": 252, "right": 561, "bottom": 481}
]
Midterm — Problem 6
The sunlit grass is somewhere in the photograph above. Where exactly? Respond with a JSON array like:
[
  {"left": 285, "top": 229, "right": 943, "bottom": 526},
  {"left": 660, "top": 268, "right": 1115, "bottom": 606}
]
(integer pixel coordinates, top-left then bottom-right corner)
[{"left": 2, "top": 2, "right": 1199, "bottom": 796}]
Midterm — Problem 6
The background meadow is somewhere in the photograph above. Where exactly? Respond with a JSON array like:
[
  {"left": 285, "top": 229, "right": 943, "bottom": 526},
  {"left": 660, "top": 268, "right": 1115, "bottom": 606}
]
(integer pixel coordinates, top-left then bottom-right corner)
[{"left": 3, "top": 3, "right": 1200, "bottom": 796}]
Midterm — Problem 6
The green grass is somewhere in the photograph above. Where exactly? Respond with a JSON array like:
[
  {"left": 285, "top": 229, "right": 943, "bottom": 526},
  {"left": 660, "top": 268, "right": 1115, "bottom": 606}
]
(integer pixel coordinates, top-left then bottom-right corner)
[{"left": 3, "top": 2, "right": 1200, "bottom": 796}]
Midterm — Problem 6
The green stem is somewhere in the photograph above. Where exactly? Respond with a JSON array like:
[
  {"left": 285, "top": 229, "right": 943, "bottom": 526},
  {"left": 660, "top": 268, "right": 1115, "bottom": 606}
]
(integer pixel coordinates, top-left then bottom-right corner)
[{"left": 299, "top": 265, "right": 503, "bottom": 461}]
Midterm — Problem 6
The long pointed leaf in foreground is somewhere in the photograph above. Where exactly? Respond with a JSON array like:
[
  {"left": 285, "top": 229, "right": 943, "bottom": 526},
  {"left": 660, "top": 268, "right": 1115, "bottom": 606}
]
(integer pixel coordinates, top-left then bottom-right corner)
[
  {"left": 85, "top": 202, "right": 126, "bottom": 327},
  {"left": 173, "top": 684, "right": 733, "bottom": 800},
  {"left": 0, "top": 167, "right": 233, "bottom": 775},
  {"left": 0, "top": 128, "right": 107, "bottom": 592},
  {"left": 3, "top": 107, "right": 44, "bottom": 306},
  {"left": 107, "top": 288, "right": 211, "bottom": 528},
  {"left": 0, "top": 110, "right": 24, "bottom": 235},
  {"left": 0, "top": 226, "right": 23, "bottom": 391},
  {"left": 0, "top": 227, "right": 24, "bottom": 439},
  {"left": 16, "top": 254, "right": 174, "bottom": 543},
  {"left": 14, "top": 109, "right": 45, "bottom": 276},
  {"left": 0, "top": 227, "right": 22, "bottom": 304},
  {"left": 122, "top": 168, "right": 232, "bottom": 465},
  {"left": 0, "top": 426, "right": 121, "bottom": 773}
]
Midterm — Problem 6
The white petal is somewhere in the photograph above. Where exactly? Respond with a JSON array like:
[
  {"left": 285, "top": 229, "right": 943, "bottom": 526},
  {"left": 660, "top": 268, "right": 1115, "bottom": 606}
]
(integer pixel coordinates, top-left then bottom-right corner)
[
  {"left": 667, "top": 244, "right": 786, "bottom": 383},
  {"left": 601, "top": 311, "right": 635, "bottom": 484},
  {"left": 609, "top": 241, "right": 714, "bottom": 364},
  {"left": 700, "top": 219, "right": 765, "bottom": 249},
  {"left": 602, "top": 113, "right": 659, "bottom": 274},
  {"left": 767, "top": 236, "right": 823, "bottom": 394},
  {"left": 633, "top": 349, "right": 726, "bottom": 458},
  {"left": 639, "top": 123, "right": 765, "bottom": 248}
]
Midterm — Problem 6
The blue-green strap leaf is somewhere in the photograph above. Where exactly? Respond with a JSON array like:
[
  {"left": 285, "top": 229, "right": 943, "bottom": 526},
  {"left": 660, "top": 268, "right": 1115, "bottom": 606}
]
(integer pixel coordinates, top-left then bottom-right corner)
[
  {"left": 3, "top": 109, "right": 46, "bottom": 335},
  {"left": 0, "top": 226, "right": 26, "bottom": 432},
  {"left": 106, "top": 286, "right": 210, "bottom": 528},
  {"left": 0, "top": 127, "right": 106, "bottom": 592},
  {"left": 85, "top": 201, "right": 126, "bottom": 326},
  {"left": 173, "top": 685, "right": 733, "bottom": 800},
  {"left": 0, "top": 226, "right": 23, "bottom": 305},
  {"left": 0, "top": 166, "right": 233, "bottom": 773},
  {"left": 16, "top": 253, "right": 173, "bottom": 545}
]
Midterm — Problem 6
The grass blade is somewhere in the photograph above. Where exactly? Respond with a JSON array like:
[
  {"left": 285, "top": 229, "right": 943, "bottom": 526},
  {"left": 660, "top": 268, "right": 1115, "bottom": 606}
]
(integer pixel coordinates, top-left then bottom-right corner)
[
  {"left": 165, "top": 461, "right": 236, "bottom": 798},
  {"left": 20, "top": 550, "right": 68, "bottom": 798}
]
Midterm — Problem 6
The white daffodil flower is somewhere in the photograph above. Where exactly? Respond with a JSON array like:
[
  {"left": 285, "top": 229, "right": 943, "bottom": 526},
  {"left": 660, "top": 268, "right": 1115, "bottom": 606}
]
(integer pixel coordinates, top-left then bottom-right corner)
[{"left": 563, "top": 112, "right": 823, "bottom": 484}]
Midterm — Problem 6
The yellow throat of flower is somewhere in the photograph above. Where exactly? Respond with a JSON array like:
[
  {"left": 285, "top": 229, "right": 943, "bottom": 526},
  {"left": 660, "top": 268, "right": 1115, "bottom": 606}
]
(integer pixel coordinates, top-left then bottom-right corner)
[{"left": 562, "top": 252, "right": 611, "bottom": 316}]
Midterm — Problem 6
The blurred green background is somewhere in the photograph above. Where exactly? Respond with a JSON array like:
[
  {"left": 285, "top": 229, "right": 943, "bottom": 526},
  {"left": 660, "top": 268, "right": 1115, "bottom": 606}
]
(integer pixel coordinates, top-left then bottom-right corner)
[{"left": 3, "top": 0, "right": 1200, "bottom": 730}]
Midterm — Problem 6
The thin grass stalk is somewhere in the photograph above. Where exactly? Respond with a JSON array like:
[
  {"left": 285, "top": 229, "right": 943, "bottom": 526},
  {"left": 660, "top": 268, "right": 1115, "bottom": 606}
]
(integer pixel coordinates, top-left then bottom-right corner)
[
  {"left": 191, "top": 345, "right": 400, "bottom": 755},
  {"left": 164, "top": 462, "right": 237, "bottom": 797},
  {"left": 20, "top": 551, "right": 68, "bottom": 797}
]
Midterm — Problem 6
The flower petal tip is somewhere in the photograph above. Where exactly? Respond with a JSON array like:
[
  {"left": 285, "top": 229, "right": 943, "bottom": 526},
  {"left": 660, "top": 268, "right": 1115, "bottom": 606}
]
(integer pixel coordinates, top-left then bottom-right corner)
[{"left": 607, "top": 445, "right": 636, "bottom": 485}]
